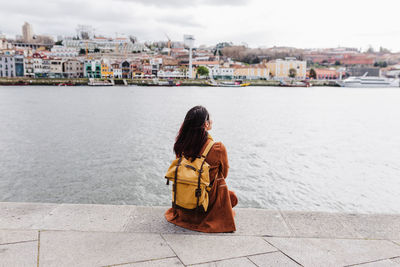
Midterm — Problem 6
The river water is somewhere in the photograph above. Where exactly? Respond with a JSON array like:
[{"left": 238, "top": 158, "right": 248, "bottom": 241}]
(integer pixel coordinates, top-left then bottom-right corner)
[{"left": 0, "top": 86, "right": 399, "bottom": 213}]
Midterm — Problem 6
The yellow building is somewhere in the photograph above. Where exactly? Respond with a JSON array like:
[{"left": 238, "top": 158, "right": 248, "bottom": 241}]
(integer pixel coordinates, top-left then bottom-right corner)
[
  {"left": 101, "top": 60, "right": 113, "bottom": 78},
  {"left": 234, "top": 66, "right": 269, "bottom": 80},
  {"left": 266, "top": 58, "right": 307, "bottom": 79}
]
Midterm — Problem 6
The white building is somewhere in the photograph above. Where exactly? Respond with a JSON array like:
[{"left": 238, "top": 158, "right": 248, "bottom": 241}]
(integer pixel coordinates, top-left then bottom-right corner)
[
  {"left": 63, "top": 37, "right": 147, "bottom": 53},
  {"left": 157, "top": 69, "right": 185, "bottom": 78},
  {"left": 0, "top": 55, "right": 15, "bottom": 77},
  {"left": 50, "top": 45, "right": 78, "bottom": 58}
]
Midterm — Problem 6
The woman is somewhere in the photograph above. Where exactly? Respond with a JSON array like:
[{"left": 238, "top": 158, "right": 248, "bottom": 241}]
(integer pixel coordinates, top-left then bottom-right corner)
[{"left": 165, "top": 105, "right": 238, "bottom": 233}]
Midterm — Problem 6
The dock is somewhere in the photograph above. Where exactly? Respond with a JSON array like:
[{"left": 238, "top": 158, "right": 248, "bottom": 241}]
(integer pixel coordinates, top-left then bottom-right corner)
[{"left": 0, "top": 202, "right": 399, "bottom": 266}]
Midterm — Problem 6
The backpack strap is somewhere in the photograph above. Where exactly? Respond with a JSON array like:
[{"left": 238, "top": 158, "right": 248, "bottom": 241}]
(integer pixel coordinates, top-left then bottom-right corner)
[
  {"left": 201, "top": 140, "right": 215, "bottom": 158},
  {"left": 195, "top": 141, "right": 215, "bottom": 210},
  {"left": 173, "top": 157, "right": 183, "bottom": 211}
]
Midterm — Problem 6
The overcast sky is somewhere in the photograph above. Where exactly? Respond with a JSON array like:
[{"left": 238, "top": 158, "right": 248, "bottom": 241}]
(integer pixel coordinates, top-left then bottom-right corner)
[{"left": 1, "top": 0, "right": 400, "bottom": 51}]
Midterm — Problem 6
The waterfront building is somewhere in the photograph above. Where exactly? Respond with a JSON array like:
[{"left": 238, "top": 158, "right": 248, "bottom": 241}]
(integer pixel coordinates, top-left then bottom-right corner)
[
  {"left": 14, "top": 55, "right": 24, "bottom": 77},
  {"left": 84, "top": 60, "right": 101, "bottom": 78},
  {"left": 310, "top": 68, "right": 345, "bottom": 80},
  {"left": 22, "top": 22, "right": 33, "bottom": 42},
  {"left": 0, "top": 54, "right": 24, "bottom": 77},
  {"left": 49, "top": 58, "right": 63, "bottom": 78},
  {"left": 130, "top": 60, "right": 141, "bottom": 77},
  {"left": 41, "top": 57, "right": 51, "bottom": 78},
  {"left": 101, "top": 60, "right": 113, "bottom": 78},
  {"left": 141, "top": 63, "right": 152, "bottom": 77},
  {"left": 32, "top": 53, "right": 44, "bottom": 77},
  {"left": 121, "top": 61, "right": 131, "bottom": 78},
  {"left": 62, "top": 59, "right": 84, "bottom": 78},
  {"left": 233, "top": 66, "right": 269, "bottom": 80},
  {"left": 210, "top": 67, "right": 234, "bottom": 79},
  {"left": 0, "top": 55, "right": 15, "bottom": 77},
  {"left": 111, "top": 62, "right": 122, "bottom": 78},
  {"left": 266, "top": 58, "right": 307, "bottom": 80},
  {"left": 24, "top": 57, "right": 35, "bottom": 77},
  {"left": 157, "top": 69, "right": 185, "bottom": 78}
]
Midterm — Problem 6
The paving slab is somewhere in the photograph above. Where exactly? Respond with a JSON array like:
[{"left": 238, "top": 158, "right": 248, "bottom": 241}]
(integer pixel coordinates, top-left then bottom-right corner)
[
  {"left": 0, "top": 241, "right": 38, "bottom": 266},
  {"left": 31, "top": 203, "right": 133, "bottom": 232},
  {"left": 248, "top": 251, "right": 301, "bottom": 266},
  {"left": 114, "top": 257, "right": 183, "bottom": 267},
  {"left": 352, "top": 259, "right": 400, "bottom": 266},
  {"left": 338, "top": 214, "right": 400, "bottom": 240},
  {"left": 39, "top": 230, "right": 175, "bottom": 267},
  {"left": 265, "top": 237, "right": 400, "bottom": 267},
  {"left": 234, "top": 208, "right": 292, "bottom": 236},
  {"left": 191, "top": 257, "right": 256, "bottom": 267},
  {"left": 162, "top": 234, "right": 277, "bottom": 265},
  {"left": 281, "top": 211, "right": 362, "bottom": 239},
  {"left": 0, "top": 201, "right": 58, "bottom": 229},
  {"left": 0, "top": 229, "right": 38, "bottom": 245},
  {"left": 123, "top": 206, "right": 197, "bottom": 234}
]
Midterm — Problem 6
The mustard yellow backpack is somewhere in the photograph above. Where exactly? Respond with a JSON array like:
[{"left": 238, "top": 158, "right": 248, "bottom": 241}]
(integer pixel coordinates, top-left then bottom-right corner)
[{"left": 165, "top": 141, "right": 215, "bottom": 212}]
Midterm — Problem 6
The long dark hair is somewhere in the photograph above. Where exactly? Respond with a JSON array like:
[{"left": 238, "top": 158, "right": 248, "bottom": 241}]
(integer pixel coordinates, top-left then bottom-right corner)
[{"left": 174, "top": 106, "right": 209, "bottom": 160}]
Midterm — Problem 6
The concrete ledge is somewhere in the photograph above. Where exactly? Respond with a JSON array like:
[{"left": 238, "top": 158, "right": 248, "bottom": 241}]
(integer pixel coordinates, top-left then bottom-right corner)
[{"left": 1, "top": 202, "right": 400, "bottom": 266}]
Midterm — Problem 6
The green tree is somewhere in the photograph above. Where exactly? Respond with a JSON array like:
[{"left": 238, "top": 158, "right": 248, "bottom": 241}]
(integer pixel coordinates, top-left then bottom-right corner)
[
  {"left": 289, "top": 68, "right": 297, "bottom": 78},
  {"left": 94, "top": 48, "right": 100, "bottom": 53},
  {"left": 309, "top": 68, "right": 317, "bottom": 79},
  {"left": 335, "top": 60, "right": 341, "bottom": 66},
  {"left": 55, "top": 41, "right": 63, "bottom": 45},
  {"left": 79, "top": 48, "right": 86, "bottom": 55},
  {"left": 196, "top": 66, "right": 209, "bottom": 77}
]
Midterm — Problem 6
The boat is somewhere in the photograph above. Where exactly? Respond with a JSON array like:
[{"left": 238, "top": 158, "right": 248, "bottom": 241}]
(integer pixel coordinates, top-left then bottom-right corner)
[
  {"left": 58, "top": 82, "right": 74, "bottom": 86},
  {"left": 279, "top": 80, "right": 311, "bottom": 87},
  {"left": 337, "top": 73, "right": 399, "bottom": 88},
  {"left": 151, "top": 78, "right": 181, "bottom": 86},
  {"left": 208, "top": 80, "right": 250, "bottom": 87},
  {"left": 88, "top": 78, "right": 114, "bottom": 86}
]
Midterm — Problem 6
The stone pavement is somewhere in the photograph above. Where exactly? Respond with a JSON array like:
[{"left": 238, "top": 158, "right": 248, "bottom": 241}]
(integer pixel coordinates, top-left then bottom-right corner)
[{"left": 0, "top": 202, "right": 399, "bottom": 267}]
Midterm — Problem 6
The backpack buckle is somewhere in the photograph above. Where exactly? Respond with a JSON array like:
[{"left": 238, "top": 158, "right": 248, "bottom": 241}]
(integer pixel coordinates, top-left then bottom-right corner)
[{"left": 195, "top": 188, "right": 202, "bottom": 197}]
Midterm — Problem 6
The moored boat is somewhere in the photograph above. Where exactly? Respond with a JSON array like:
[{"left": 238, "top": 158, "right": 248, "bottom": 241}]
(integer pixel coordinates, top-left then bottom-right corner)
[
  {"left": 337, "top": 74, "right": 399, "bottom": 88},
  {"left": 279, "top": 80, "right": 311, "bottom": 87},
  {"left": 88, "top": 78, "right": 114, "bottom": 86},
  {"left": 208, "top": 80, "right": 250, "bottom": 87}
]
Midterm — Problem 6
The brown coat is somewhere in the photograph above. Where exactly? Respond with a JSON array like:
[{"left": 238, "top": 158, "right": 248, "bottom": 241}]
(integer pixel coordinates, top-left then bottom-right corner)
[{"left": 165, "top": 135, "right": 238, "bottom": 233}]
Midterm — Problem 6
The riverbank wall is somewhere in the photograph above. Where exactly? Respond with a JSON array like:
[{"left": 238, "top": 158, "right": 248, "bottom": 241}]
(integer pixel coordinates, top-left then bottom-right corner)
[
  {"left": 1, "top": 201, "right": 399, "bottom": 266},
  {"left": 0, "top": 77, "right": 339, "bottom": 87}
]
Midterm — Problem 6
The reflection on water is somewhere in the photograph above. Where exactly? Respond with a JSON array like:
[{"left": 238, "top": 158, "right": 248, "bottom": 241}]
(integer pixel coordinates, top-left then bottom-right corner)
[{"left": 0, "top": 86, "right": 399, "bottom": 213}]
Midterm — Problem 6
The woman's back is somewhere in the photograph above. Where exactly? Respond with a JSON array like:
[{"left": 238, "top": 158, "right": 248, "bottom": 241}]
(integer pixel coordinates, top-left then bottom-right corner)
[{"left": 165, "top": 134, "right": 237, "bottom": 233}]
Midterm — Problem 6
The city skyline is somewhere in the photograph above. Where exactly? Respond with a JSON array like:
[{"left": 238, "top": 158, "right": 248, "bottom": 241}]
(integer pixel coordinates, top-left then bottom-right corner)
[{"left": 1, "top": 0, "right": 400, "bottom": 51}]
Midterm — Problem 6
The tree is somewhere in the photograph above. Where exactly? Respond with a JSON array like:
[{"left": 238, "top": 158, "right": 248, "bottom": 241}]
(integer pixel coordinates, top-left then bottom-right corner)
[
  {"left": 94, "top": 48, "right": 100, "bottom": 53},
  {"left": 79, "top": 48, "right": 86, "bottom": 55},
  {"left": 55, "top": 41, "right": 63, "bottom": 45},
  {"left": 335, "top": 60, "right": 341, "bottom": 66},
  {"left": 196, "top": 66, "right": 209, "bottom": 77},
  {"left": 289, "top": 68, "right": 297, "bottom": 78},
  {"left": 309, "top": 68, "right": 317, "bottom": 79}
]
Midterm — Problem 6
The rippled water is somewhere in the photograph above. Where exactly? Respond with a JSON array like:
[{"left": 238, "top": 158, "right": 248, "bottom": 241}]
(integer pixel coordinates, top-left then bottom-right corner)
[{"left": 0, "top": 86, "right": 399, "bottom": 213}]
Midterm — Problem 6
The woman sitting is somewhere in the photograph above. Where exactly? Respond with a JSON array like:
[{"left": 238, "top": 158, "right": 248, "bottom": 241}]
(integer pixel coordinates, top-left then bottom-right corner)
[{"left": 165, "top": 105, "right": 238, "bottom": 233}]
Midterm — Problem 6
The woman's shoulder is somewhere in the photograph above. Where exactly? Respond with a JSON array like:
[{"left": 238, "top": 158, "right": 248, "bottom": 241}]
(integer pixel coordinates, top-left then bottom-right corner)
[{"left": 211, "top": 141, "right": 226, "bottom": 152}]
